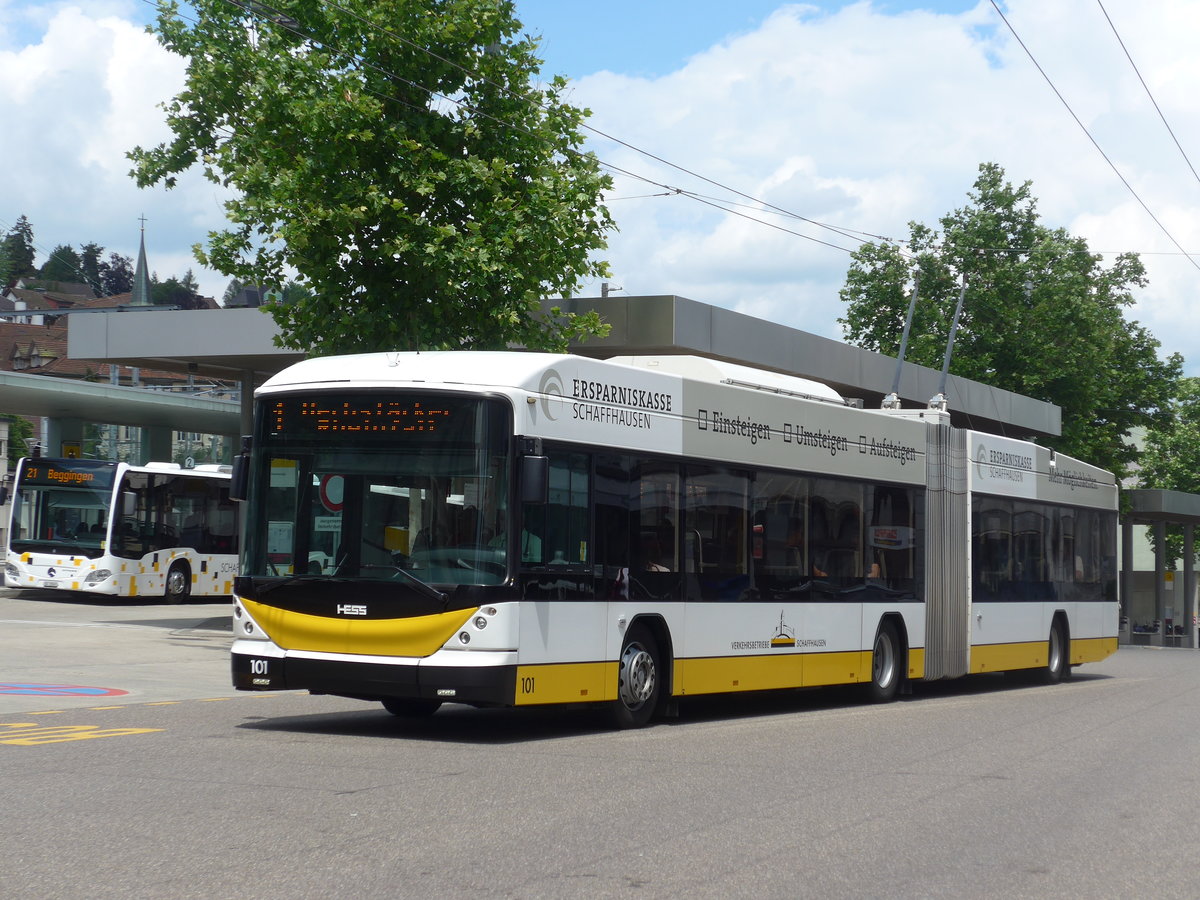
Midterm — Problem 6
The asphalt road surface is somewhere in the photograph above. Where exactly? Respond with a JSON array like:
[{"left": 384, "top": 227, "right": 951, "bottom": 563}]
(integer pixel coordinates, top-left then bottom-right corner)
[{"left": 3, "top": 588, "right": 1199, "bottom": 899}]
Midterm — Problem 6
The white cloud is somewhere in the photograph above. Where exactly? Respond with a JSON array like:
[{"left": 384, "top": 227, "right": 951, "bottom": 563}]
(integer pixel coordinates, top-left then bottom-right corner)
[
  {"left": 0, "top": 4, "right": 230, "bottom": 299},
  {"left": 3, "top": 0, "right": 1198, "bottom": 374},
  {"left": 572, "top": 0, "right": 1200, "bottom": 372}
]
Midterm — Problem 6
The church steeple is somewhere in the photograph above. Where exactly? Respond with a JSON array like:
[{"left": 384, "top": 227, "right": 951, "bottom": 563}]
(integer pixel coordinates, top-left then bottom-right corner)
[{"left": 130, "top": 215, "right": 153, "bottom": 306}]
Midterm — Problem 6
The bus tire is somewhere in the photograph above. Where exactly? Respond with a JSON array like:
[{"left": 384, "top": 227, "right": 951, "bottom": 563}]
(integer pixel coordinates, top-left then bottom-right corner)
[
  {"left": 867, "top": 620, "right": 901, "bottom": 703},
  {"left": 611, "top": 625, "right": 661, "bottom": 729},
  {"left": 381, "top": 698, "right": 442, "bottom": 717},
  {"left": 164, "top": 562, "right": 191, "bottom": 604},
  {"left": 1041, "top": 619, "right": 1068, "bottom": 685}
]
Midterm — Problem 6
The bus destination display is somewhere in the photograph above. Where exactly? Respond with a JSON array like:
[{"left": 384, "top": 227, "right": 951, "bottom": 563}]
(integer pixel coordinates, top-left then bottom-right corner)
[
  {"left": 270, "top": 397, "right": 454, "bottom": 436},
  {"left": 19, "top": 460, "right": 115, "bottom": 489}
]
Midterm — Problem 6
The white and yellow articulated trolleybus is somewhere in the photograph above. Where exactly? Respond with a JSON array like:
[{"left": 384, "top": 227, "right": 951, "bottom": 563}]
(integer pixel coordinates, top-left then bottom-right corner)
[{"left": 230, "top": 351, "right": 1118, "bottom": 726}]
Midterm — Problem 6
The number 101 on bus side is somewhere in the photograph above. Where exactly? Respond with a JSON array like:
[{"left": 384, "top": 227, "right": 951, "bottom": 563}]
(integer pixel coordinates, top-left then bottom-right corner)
[{"left": 5, "top": 458, "right": 240, "bottom": 602}]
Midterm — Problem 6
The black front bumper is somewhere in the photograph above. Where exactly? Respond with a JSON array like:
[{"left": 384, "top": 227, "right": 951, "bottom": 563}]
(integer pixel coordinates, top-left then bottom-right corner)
[{"left": 232, "top": 651, "right": 517, "bottom": 707}]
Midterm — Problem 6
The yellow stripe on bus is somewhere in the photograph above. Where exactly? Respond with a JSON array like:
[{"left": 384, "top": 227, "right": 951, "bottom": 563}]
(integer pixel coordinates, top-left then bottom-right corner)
[
  {"left": 969, "top": 641, "right": 1047, "bottom": 674},
  {"left": 241, "top": 598, "right": 474, "bottom": 656},
  {"left": 804, "top": 651, "right": 870, "bottom": 687},
  {"left": 968, "top": 637, "right": 1117, "bottom": 674},
  {"left": 510, "top": 640, "right": 1109, "bottom": 703},
  {"left": 673, "top": 645, "right": 927, "bottom": 696},
  {"left": 513, "top": 662, "right": 617, "bottom": 705},
  {"left": 967, "top": 637, "right": 1119, "bottom": 674},
  {"left": 907, "top": 647, "right": 926, "bottom": 680},
  {"left": 515, "top": 646, "right": 931, "bottom": 706},
  {"left": 675, "top": 651, "right": 870, "bottom": 696},
  {"left": 1071, "top": 637, "right": 1117, "bottom": 664}
]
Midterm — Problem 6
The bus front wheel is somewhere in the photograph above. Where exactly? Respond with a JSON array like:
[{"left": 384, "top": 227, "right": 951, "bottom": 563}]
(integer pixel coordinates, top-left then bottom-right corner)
[
  {"left": 164, "top": 562, "right": 191, "bottom": 604},
  {"left": 381, "top": 698, "right": 442, "bottom": 717},
  {"left": 611, "top": 625, "right": 662, "bottom": 729}
]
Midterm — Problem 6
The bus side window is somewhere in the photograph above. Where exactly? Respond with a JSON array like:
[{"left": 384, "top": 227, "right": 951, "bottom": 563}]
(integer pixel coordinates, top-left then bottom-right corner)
[
  {"left": 115, "top": 473, "right": 152, "bottom": 558},
  {"left": 685, "top": 466, "right": 750, "bottom": 601},
  {"left": 751, "top": 472, "right": 809, "bottom": 596},
  {"left": 632, "top": 462, "right": 681, "bottom": 601},
  {"left": 810, "top": 477, "right": 863, "bottom": 585},
  {"left": 594, "top": 454, "right": 633, "bottom": 596},
  {"left": 524, "top": 452, "right": 589, "bottom": 565},
  {"left": 549, "top": 453, "right": 590, "bottom": 566}
]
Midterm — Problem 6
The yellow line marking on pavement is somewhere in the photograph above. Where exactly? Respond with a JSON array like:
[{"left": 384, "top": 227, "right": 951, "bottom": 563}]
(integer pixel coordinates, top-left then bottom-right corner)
[
  {"left": 1, "top": 693, "right": 287, "bottom": 716},
  {"left": 0, "top": 723, "right": 162, "bottom": 745}
]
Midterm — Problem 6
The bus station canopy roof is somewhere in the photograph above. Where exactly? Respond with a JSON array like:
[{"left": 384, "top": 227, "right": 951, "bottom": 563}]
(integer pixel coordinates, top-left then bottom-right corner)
[
  {"left": 62, "top": 293, "right": 1061, "bottom": 439},
  {"left": 0, "top": 369, "right": 241, "bottom": 435},
  {"left": 1125, "top": 489, "right": 1200, "bottom": 526}
]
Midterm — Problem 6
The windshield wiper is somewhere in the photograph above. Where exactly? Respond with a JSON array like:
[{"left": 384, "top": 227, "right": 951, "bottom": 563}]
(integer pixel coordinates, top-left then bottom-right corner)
[
  {"left": 361, "top": 565, "right": 449, "bottom": 606},
  {"left": 250, "top": 574, "right": 356, "bottom": 597}
]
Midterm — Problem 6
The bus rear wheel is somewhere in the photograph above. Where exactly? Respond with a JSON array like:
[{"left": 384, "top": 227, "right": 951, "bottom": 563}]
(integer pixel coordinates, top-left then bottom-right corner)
[
  {"left": 611, "top": 625, "right": 661, "bottom": 729},
  {"left": 164, "top": 562, "right": 191, "bottom": 604},
  {"left": 867, "top": 621, "right": 901, "bottom": 703},
  {"left": 1041, "top": 620, "right": 1068, "bottom": 685}
]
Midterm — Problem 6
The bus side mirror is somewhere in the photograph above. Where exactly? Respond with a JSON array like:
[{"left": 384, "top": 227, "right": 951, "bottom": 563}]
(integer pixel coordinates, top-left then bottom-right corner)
[
  {"left": 520, "top": 455, "right": 549, "bottom": 505},
  {"left": 122, "top": 492, "right": 136, "bottom": 517},
  {"left": 0, "top": 486, "right": 8, "bottom": 507},
  {"left": 230, "top": 435, "right": 251, "bottom": 502}
]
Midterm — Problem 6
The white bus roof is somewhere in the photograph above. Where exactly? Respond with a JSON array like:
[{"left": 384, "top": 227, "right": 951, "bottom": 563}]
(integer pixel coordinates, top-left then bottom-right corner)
[
  {"left": 608, "top": 355, "right": 843, "bottom": 404},
  {"left": 258, "top": 351, "right": 570, "bottom": 392},
  {"left": 258, "top": 351, "right": 844, "bottom": 403}
]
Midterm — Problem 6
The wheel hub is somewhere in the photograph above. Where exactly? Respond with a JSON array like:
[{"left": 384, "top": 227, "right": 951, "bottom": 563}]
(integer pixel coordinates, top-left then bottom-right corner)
[{"left": 619, "top": 642, "right": 655, "bottom": 709}]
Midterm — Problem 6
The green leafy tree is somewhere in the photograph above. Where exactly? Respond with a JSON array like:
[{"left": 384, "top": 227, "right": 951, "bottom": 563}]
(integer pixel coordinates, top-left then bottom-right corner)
[
  {"left": 80, "top": 242, "right": 105, "bottom": 294},
  {"left": 82, "top": 422, "right": 108, "bottom": 461},
  {"left": 39, "top": 244, "right": 83, "bottom": 284},
  {"left": 2, "top": 216, "right": 36, "bottom": 282},
  {"left": 130, "top": 0, "right": 614, "bottom": 355},
  {"left": 222, "top": 278, "right": 245, "bottom": 305},
  {"left": 99, "top": 252, "right": 134, "bottom": 296},
  {"left": 839, "top": 163, "right": 1181, "bottom": 479},
  {"left": 281, "top": 281, "right": 312, "bottom": 306},
  {"left": 180, "top": 268, "right": 200, "bottom": 293},
  {"left": 0, "top": 241, "right": 11, "bottom": 289},
  {"left": 1, "top": 414, "right": 34, "bottom": 469},
  {"left": 1137, "top": 377, "right": 1200, "bottom": 567},
  {"left": 152, "top": 275, "right": 203, "bottom": 308}
]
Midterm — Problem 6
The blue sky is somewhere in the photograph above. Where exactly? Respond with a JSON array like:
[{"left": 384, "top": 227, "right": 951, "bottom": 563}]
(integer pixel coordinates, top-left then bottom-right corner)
[
  {"left": 2, "top": 0, "right": 1199, "bottom": 374},
  {"left": 513, "top": 0, "right": 980, "bottom": 79}
]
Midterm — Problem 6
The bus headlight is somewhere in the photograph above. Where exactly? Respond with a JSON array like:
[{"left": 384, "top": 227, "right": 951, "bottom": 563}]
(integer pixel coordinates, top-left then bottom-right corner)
[
  {"left": 84, "top": 570, "right": 113, "bottom": 584},
  {"left": 5, "top": 563, "right": 17, "bottom": 581},
  {"left": 233, "top": 599, "right": 269, "bottom": 640}
]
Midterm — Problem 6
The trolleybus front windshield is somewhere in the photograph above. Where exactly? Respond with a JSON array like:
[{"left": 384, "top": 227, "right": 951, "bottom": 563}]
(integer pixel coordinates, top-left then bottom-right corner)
[
  {"left": 247, "top": 393, "right": 510, "bottom": 586},
  {"left": 9, "top": 460, "right": 116, "bottom": 557}
]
